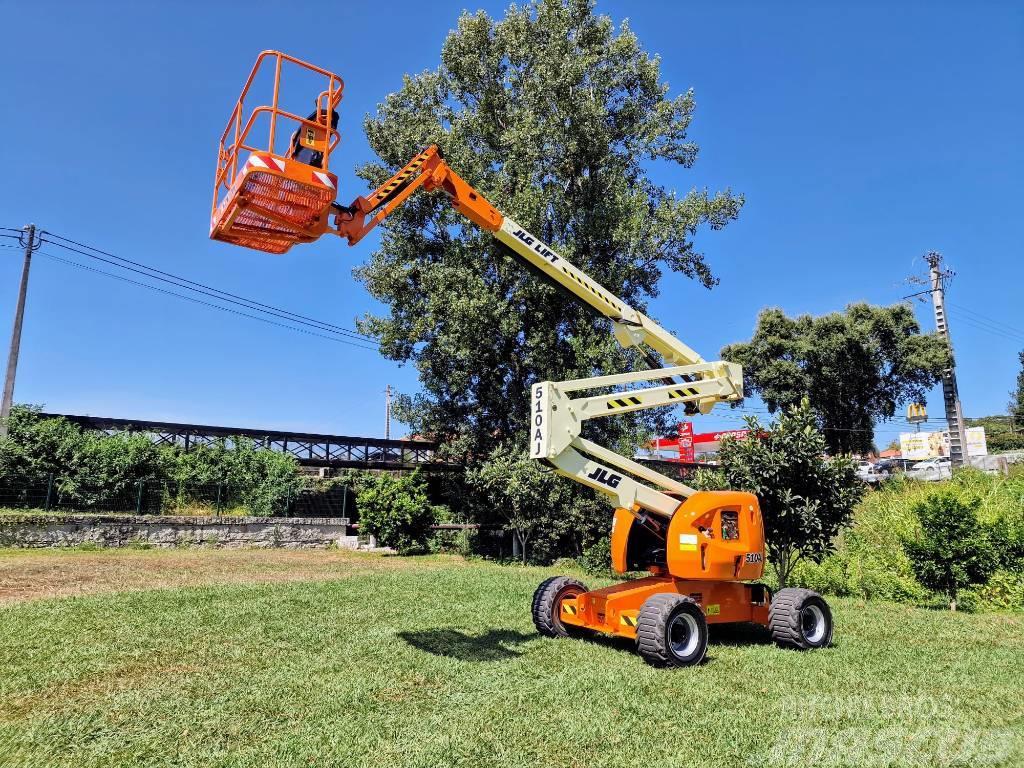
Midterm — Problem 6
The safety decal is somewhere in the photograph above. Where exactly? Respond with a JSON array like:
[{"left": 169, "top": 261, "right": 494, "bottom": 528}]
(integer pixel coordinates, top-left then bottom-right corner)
[
  {"left": 248, "top": 154, "right": 286, "bottom": 173},
  {"left": 561, "top": 603, "right": 577, "bottom": 615},
  {"left": 312, "top": 171, "right": 335, "bottom": 189},
  {"left": 678, "top": 533, "right": 698, "bottom": 552},
  {"left": 607, "top": 396, "right": 642, "bottom": 410},
  {"left": 619, "top": 614, "right": 638, "bottom": 627},
  {"left": 705, "top": 604, "right": 721, "bottom": 616},
  {"left": 373, "top": 152, "right": 429, "bottom": 202},
  {"left": 667, "top": 388, "right": 700, "bottom": 400}
]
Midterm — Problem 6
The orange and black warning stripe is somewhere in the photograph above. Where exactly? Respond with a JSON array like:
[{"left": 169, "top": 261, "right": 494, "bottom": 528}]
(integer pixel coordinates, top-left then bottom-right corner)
[{"left": 372, "top": 152, "right": 431, "bottom": 203}]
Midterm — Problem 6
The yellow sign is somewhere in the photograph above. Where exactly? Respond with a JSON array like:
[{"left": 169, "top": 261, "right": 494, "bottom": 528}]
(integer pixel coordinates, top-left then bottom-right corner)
[
  {"left": 907, "top": 403, "right": 927, "bottom": 424},
  {"left": 705, "top": 604, "right": 721, "bottom": 616}
]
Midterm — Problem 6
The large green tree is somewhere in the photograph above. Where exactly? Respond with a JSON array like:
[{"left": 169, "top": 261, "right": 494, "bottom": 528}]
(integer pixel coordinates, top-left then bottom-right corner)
[
  {"left": 354, "top": 0, "right": 741, "bottom": 456},
  {"left": 721, "top": 304, "right": 949, "bottom": 454}
]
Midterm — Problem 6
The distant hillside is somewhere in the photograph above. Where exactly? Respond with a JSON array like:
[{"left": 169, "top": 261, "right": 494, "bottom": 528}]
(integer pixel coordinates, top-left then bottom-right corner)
[{"left": 965, "top": 414, "right": 1024, "bottom": 453}]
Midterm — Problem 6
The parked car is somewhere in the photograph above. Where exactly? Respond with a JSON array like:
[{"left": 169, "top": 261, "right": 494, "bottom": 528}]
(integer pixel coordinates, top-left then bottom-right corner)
[
  {"left": 855, "top": 461, "right": 890, "bottom": 484},
  {"left": 905, "top": 458, "right": 953, "bottom": 482},
  {"left": 875, "top": 458, "right": 916, "bottom": 474}
]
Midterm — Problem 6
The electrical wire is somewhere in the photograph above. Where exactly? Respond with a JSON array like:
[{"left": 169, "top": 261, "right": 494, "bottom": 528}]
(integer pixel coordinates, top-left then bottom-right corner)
[
  {"left": 949, "top": 302, "right": 1024, "bottom": 337},
  {"left": 36, "top": 250, "right": 380, "bottom": 351},
  {"left": 38, "top": 231, "right": 375, "bottom": 344},
  {"left": 947, "top": 309, "right": 1024, "bottom": 345}
]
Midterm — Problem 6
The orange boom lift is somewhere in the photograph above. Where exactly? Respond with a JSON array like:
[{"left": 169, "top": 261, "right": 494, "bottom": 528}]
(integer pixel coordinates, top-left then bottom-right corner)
[{"left": 211, "top": 52, "right": 834, "bottom": 667}]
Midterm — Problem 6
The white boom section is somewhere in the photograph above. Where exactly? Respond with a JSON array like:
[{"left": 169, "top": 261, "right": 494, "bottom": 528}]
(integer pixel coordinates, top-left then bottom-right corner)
[
  {"left": 492, "top": 216, "right": 743, "bottom": 519},
  {"left": 495, "top": 218, "right": 707, "bottom": 369}
]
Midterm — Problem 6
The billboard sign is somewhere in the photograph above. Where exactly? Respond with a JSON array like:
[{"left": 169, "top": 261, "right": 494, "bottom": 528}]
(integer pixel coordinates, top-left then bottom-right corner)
[
  {"left": 900, "top": 427, "right": 987, "bottom": 459},
  {"left": 966, "top": 427, "right": 988, "bottom": 457},
  {"left": 900, "top": 431, "right": 948, "bottom": 460}
]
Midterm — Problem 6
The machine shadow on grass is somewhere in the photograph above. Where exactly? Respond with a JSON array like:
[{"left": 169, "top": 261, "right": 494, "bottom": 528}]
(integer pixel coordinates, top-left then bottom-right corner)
[
  {"left": 398, "top": 629, "right": 536, "bottom": 661},
  {"left": 399, "top": 622, "right": 776, "bottom": 664}
]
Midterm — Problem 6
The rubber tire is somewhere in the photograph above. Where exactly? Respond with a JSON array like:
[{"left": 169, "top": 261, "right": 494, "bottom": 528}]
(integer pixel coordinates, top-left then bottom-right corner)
[
  {"left": 531, "top": 576, "right": 590, "bottom": 638},
  {"left": 769, "top": 587, "right": 833, "bottom": 650},
  {"left": 635, "top": 594, "right": 709, "bottom": 668}
]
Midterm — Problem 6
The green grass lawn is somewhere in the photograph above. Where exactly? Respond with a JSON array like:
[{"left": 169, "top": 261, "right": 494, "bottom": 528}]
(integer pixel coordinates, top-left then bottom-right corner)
[{"left": 1, "top": 550, "right": 1022, "bottom": 768}]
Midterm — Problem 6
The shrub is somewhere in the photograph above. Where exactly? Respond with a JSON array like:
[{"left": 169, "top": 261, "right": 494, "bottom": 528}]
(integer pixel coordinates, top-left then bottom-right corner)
[
  {"left": 356, "top": 471, "right": 442, "bottom": 554},
  {"left": 966, "top": 570, "right": 1024, "bottom": 611},
  {"left": 904, "top": 490, "right": 999, "bottom": 611},
  {"left": 466, "top": 440, "right": 605, "bottom": 564},
  {"left": 0, "top": 406, "right": 306, "bottom": 516},
  {"left": 223, "top": 438, "right": 302, "bottom": 517},
  {"left": 790, "top": 469, "right": 1024, "bottom": 610},
  {"left": 578, "top": 535, "right": 612, "bottom": 576},
  {"left": 715, "top": 400, "right": 863, "bottom": 587}
]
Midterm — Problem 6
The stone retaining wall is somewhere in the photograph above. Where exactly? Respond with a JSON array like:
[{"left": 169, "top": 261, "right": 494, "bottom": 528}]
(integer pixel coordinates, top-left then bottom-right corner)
[{"left": 0, "top": 514, "right": 355, "bottom": 549}]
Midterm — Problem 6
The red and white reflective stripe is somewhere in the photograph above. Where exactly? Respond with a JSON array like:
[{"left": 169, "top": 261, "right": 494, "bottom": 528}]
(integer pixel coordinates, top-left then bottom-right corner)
[
  {"left": 313, "top": 171, "right": 336, "bottom": 189},
  {"left": 248, "top": 154, "right": 287, "bottom": 172}
]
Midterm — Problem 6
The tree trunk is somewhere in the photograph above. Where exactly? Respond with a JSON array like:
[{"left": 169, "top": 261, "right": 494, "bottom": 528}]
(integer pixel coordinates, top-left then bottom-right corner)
[{"left": 773, "top": 550, "right": 791, "bottom": 589}]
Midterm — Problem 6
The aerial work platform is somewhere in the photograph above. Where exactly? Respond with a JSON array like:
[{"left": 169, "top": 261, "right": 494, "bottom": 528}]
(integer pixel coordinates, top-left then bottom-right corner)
[
  {"left": 210, "top": 51, "right": 343, "bottom": 254},
  {"left": 208, "top": 50, "right": 835, "bottom": 667}
]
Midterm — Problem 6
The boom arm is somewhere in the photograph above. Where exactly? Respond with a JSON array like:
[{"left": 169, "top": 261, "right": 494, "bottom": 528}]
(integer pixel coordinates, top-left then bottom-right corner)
[{"left": 332, "top": 145, "right": 743, "bottom": 519}]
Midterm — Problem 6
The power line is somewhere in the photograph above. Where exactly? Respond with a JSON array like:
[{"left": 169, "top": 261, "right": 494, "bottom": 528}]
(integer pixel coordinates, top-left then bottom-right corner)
[
  {"left": 949, "top": 302, "right": 1024, "bottom": 338},
  {"left": 947, "top": 308, "right": 1024, "bottom": 345},
  {"left": 38, "top": 231, "right": 376, "bottom": 344},
  {"left": 36, "top": 250, "right": 380, "bottom": 351}
]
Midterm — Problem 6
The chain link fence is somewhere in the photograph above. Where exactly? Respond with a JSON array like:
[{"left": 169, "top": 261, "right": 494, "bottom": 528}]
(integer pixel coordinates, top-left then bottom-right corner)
[{"left": 0, "top": 475, "right": 356, "bottom": 518}]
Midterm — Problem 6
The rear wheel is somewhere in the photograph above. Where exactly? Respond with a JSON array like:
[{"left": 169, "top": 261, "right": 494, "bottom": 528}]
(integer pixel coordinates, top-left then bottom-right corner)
[
  {"left": 531, "top": 576, "right": 590, "bottom": 638},
  {"left": 635, "top": 594, "right": 708, "bottom": 667},
  {"left": 769, "top": 588, "right": 833, "bottom": 650}
]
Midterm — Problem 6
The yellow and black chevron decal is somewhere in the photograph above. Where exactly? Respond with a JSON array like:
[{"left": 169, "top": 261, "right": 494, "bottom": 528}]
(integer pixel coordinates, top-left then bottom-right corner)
[
  {"left": 561, "top": 603, "right": 578, "bottom": 615},
  {"left": 559, "top": 265, "right": 621, "bottom": 313},
  {"left": 666, "top": 388, "right": 699, "bottom": 400},
  {"left": 607, "top": 396, "right": 642, "bottom": 410},
  {"left": 372, "top": 153, "right": 430, "bottom": 202},
  {"left": 619, "top": 613, "right": 638, "bottom": 627}
]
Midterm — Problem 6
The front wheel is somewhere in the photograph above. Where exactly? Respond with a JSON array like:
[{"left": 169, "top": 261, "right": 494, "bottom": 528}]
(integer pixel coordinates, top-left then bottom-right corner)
[
  {"left": 635, "top": 594, "right": 708, "bottom": 667},
  {"left": 769, "top": 588, "right": 833, "bottom": 650},
  {"left": 531, "top": 576, "right": 590, "bottom": 638}
]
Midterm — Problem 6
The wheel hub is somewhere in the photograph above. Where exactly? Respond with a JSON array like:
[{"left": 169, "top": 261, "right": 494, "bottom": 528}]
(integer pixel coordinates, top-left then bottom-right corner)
[
  {"left": 801, "top": 604, "right": 826, "bottom": 644},
  {"left": 668, "top": 612, "right": 700, "bottom": 658}
]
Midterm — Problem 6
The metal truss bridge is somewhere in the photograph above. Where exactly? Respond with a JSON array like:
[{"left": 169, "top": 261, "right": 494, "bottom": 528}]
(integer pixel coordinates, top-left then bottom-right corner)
[{"left": 42, "top": 413, "right": 456, "bottom": 471}]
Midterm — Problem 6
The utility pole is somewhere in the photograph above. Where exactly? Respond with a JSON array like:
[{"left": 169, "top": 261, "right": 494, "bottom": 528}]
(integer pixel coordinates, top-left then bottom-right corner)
[
  {"left": 0, "top": 225, "right": 40, "bottom": 438},
  {"left": 925, "top": 251, "right": 968, "bottom": 468},
  {"left": 384, "top": 384, "right": 391, "bottom": 440}
]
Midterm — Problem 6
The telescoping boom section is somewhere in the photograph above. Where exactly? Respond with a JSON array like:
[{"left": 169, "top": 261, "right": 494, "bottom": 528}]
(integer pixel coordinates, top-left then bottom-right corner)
[{"left": 334, "top": 145, "right": 743, "bottom": 519}]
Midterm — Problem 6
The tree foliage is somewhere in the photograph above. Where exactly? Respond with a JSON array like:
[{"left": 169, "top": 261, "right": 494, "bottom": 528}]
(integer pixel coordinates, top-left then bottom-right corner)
[
  {"left": 0, "top": 406, "right": 301, "bottom": 516},
  {"left": 355, "top": 0, "right": 741, "bottom": 455},
  {"left": 904, "top": 491, "right": 999, "bottom": 611},
  {"left": 356, "top": 471, "right": 442, "bottom": 554},
  {"left": 1010, "top": 349, "right": 1024, "bottom": 432},
  {"left": 715, "top": 401, "right": 863, "bottom": 587},
  {"left": 466, "top": 440, "right": 604, "bottom": 563},
  {"left": 722, "top": 303, "right": 949, "bottom": 454}
]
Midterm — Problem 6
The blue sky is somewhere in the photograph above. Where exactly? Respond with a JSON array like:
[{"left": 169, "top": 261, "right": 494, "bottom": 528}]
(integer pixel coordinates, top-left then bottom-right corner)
[{"left": 0, "top": 0, "right": 1021, "bottom": 445}]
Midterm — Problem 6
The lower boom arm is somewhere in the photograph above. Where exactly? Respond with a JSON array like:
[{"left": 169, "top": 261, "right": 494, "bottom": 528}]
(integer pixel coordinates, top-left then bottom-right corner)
[{"left": 331, "top": 145, "right": 743, "bottom": 519}]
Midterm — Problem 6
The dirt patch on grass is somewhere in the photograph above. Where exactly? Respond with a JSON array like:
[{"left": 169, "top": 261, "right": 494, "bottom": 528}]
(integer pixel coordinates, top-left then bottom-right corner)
[{"left": 0, "top": 548, "right": 444, "bottom": 605}]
